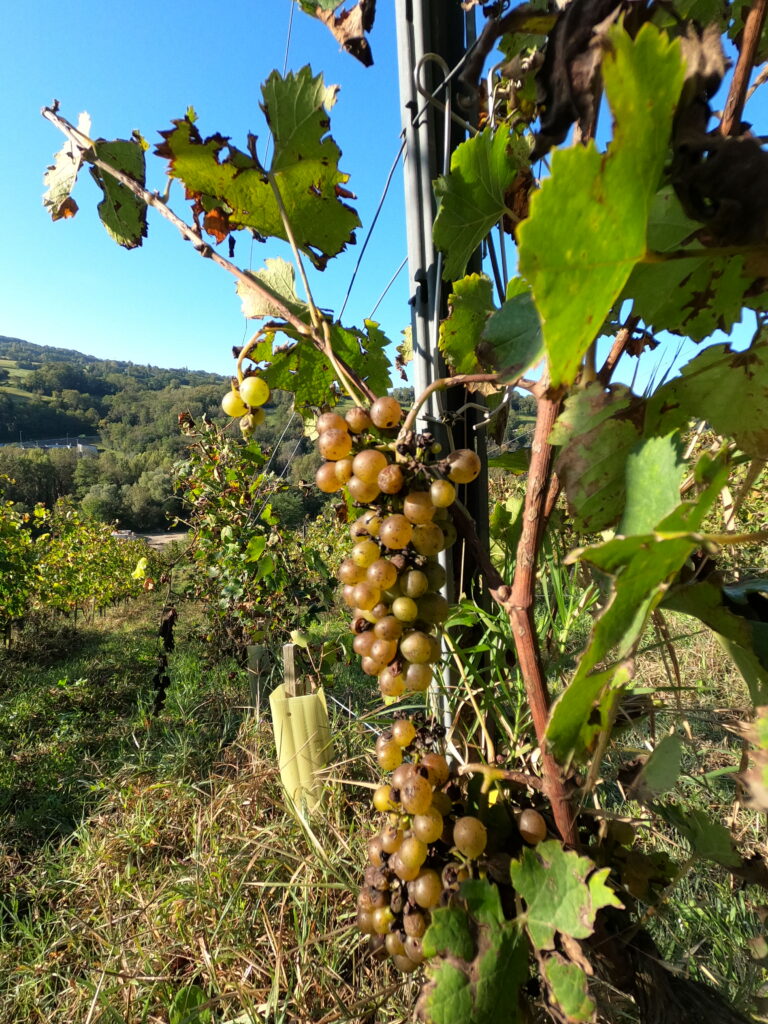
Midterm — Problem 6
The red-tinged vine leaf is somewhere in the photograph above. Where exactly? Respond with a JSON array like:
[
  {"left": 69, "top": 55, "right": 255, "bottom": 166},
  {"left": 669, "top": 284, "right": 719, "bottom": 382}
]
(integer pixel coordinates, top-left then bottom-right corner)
[
  {"left": 88, "top": 139, "right": 147, "bottom": 249},
  {"left": 550, "top": 385, "right": 643, "bottom": 533},
  {"left": 156, "top": 69, "right": 359, "bottom": 270},
  {"left": 419, "top": 880, "right": 528, "bottom": 1024},
  {"left": 645, "top": 338, "right": 768, "bottom": 460},
  {"left": 618, "top": 433, "right": 685, "bottom": 537},
  {"left": 43, "top": 111, "right": 91, "bottom": 221},
  {"left": 627, "top": 734, "right": 684, "bottom": 804},
  {"left": 652, "top": 804, "right": 741, "bottom": 867},
  {"left": 510, "top": 841, "right": 622, "bottom": 952},
  {"left": 542, "top": 956, "right": 596, "bottom": 1023},
  {"left": 547, "top": 456, "right": 729, "bottom": 763},
  {"left": 662, "top": 579, "right": 768, "bottom": 707},
  {"left": 518, "top": 24, "right": 684, "bottom": 387},
  {"left": 434, "top": 124, "right": 529, "bottom": 282},
  {"left": 237, "top": 257, "right": 310, "bottom": 320}
]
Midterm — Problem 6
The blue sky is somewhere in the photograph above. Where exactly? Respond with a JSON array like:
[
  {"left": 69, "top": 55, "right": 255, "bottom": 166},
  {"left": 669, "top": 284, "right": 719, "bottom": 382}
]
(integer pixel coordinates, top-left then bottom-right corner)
[
  {"left": 1, "top": 1, "right": 409, "bottom": 377},
  {"left": 1, "top": 4, "right": 763, "bottom": 386}
]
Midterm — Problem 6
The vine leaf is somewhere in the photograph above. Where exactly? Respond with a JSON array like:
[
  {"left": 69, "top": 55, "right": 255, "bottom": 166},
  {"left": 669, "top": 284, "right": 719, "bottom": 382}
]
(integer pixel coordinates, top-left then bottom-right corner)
[
  {"left": 518, "top": 24, "right": 684, "bottom": 387},
  {"left": 155, "top": 68, "right": 360, "bottom": 269},
  {"left": 652, "top": 804, "right": 741, "bottom": 866},
  {"left": 618, "top": 433, "right": 685, "bottom": 536},
  {"left": 296, "top": 0, "right": 376, "bottom": 66},
  {"left": 627, "top": 734, "right": 684, "bottom": 803},
  {"left": 439, "top": 274, "right": 496, "bottom": 376},
  {"left": 43, "top": 111, "right": 91, "bottom": 221},
  {"left": 237, "top": 257, "right": 309, "bottom": 320},
  {"left": 419, "top": 880, "right": 528, "bottom": 1024},
  {"left": 89, "top": 139, "right": 148, "bottom": 249},
  {"left": 542, "top": 955, "right": 596, "bottom": 1023},
  {"left": 662, "top": 579, "right": 768, "bottom": 706},
  {"left": 433, "top": 125, "right": 529, "bottom": 282},
  {"left": 646, "top": 338, "right": 768, "bottom": 460},
  {"left": 510, "top": 840, "right": 622, "bottom": 951}
]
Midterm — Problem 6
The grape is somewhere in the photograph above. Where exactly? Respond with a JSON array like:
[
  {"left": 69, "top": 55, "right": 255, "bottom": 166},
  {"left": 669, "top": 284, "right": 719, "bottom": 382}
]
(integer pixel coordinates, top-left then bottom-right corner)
[
  {"left": 403, "top": 491, "right": 435, "bottom": 524},
  {"left": 362, "top": 655, "right": 388, "bottom": 676},
  {"left": 412, "top": 807, "right": 443, "bottom": 844},
  {"left": 341, "top": 585, "right": 358, "bottom": 608},
  {"left": 430, "top": 478, "right": 456, "bottom": 508},
  {"left": 352, "top": 448, "right": 389, "bottom": 483},
  {"left": 370, "top": 396, "right": 403, "bottom": 429},
  {"left": 411, "top": 523, "right": 445, "bottom": 556},
  {"left": 356, "top": 908, "right": 375, "bottom": 934},
  {"left": 335, "top": 458, "right": 354, "bottom": 484},
  {"left": 391, "top": 853, "right": 420, "bottom": 882},
  {"left": 371, "top": 602, "right": 389, "bottom": 621},
  {"left": 385, "top": 931, "right": 406, "bottom": 957},
  {"left": 441, "top": 861, "right": 470, "bottom": 890},
  {"left": 398, "top": 836, "right": 428, "bottom": 871},
  {"left": 222, "top": 389, "right": 248, "bottom": 418},
  {"left": 372, "top": 906, "right": 395, "bottom": 934},
  {"left": 367, "top": 835, "right": 385, "bottom": 866},
  {"left": 367, "top": 558, "right": 398, "bottom": 590},
  {"left": 374, "top": 615, "right": 404, "bottom": 641},
  {"left": 399, "top": 630, "right": 433, "bottom": 664},
  {"left": 391, "top": 954, "right": 419, "bottom": 973},
  {"left": 404, "top": 936, "right": 425, "bottom": 964},
  {"left": 411, "top": 869, "right": 442, "bottom": 909},
  {"left": 379, "top": 515, "right": 413, "bottom": 550},
  {"left": 420, "top": 752, "right": 450, "bottom": 787},
  {"left": 373, "top": 785, "right": 398, "bottom": 812},
  {"left": 378, "top": 464, "right": 405, "bottom": 494},
  {"left": 401, "top": 569, "right": 429, "bottom": 598},
  {"left": 317, "top": 411, "right": 348, "bottom": 433},
  {"left": 431, "top": 791, "right": 452, "bottom": 816},
  {"left": 424, "top": 560, "right": 447, "bottom": 590},
  {"left": 338, "top": 559, "right": 366, "bottom": 585},
  {"left": 447, "top": 448, "right": 481, "bottom": 484},
  {"left": 391, "top": 762, "right": 417, "bottom": 792},
  {"left": 315, "top": 462, "right": 342, "bottom": 494},
  {"left": 376, "top": 736, "right": 404, "bottom": 771},
  {"left": 351, "top": 540, "right": 380, "bottom": 568},
  {"left": 403, "top": 911, "right": 426, "bottom": 938},
  {"left": 441, "top": 522, "right": 458, "bottom": 548},
  {"left": 392, "top": 596, "right": 419, "bottom": 623},
  {"left": 378, "top": 670, "right": 405, "bottom": 698},
  {"left": 404, "top": 662, "right": 432, "bottom": 692},
  {"left": 453, "top": 816, "right": 487, "bottom": 858},
  {"left": 417, "top": 592, "right": 450, "bottom": 625},
  {"left": 518, "top": 808, "right": 547, "bottom": 845},
  {"left": 318, "top": 428, "right": 352, "bottom": 461},
  {"left": 342, "top": 406, "right": 369, "bottom": 433},
  {"left": 347, "top": 475, "right": 381, "bottom": 503},
  {"left": 401, "top": 775, "right": 434, "bottom": 815},
  {"left": 356, "top": 511, "right": 382, "bottom": 538},
  {"left": 381, "top": 824, "right": 404, "bottom": 854},
  {"left": 351, "top": 581, "right": 381, "bottom": 611},
  {"left": 239, "top": 375, "right": 270, "bottom": 408},
  {"left": 392, "top": 718, "right": 417, "bottom": 747},
  {"left": 353, "top": 632, "right": 376, "bottom": 658},
  {"left": 369, "top": 639, "right": 396, "bottom": 668}
]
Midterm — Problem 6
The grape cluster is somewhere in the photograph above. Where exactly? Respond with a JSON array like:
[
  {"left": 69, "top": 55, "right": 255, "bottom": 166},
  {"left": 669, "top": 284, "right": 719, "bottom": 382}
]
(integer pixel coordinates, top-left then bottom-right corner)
[
  {"left": 358, "top": 714, "right": 489, "bottom": 972},
  {"left": 313, "top": 395, "right": 481, "bottom": 700},
  {"left": 221, "top": 374, "right": 271, "bottom": 436}
]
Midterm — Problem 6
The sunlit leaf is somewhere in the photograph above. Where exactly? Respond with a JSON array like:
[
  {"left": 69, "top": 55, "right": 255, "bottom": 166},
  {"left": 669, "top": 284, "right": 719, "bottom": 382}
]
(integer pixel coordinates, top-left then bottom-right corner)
[
  {"left": 42, "top": 111, "right": 91, "bottom": 221},
  {"left": 543, "top": 956, "right": 596, "bottom": 1022},
  {"left": 90, "top": 138, "right": 148, "bottom": 249}
]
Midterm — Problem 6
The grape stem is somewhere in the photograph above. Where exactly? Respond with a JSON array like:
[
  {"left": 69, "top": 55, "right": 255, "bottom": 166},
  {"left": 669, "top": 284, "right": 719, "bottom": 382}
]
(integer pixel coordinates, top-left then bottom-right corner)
[
  {"left": 458, "top": 763, "right": 544, "bottom": 792},
  {"left": 398, "top": 373, "right": 538, "bottom": 440}
]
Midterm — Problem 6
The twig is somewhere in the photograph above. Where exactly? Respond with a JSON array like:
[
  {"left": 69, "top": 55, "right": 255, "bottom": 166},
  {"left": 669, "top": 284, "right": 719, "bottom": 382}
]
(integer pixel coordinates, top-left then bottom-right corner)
[
  {"left": 598, "top": 315, "right": 640, "bottom": 384},
  {"left": 458, "top": 763, "right": 544, "bottom": 791},
  {"left": 724, "top": 458, "right": 766, "bottom": 530},
  {"left": 399, "top": 372, "right": 537, "bottom": 438},
  {"left": 721, "top": 0, "right": 768, "bottom": 136}
]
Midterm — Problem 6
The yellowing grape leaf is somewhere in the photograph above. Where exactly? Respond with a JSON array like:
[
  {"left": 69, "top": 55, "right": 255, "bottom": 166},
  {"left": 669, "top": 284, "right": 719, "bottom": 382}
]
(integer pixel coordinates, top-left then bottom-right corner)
[
  {"left": 43, "top": 111, "right": 91, "bottom": 221},
  {"left": 510, "top": 841, "right": 622, "bottom": 951},
  {"left": 237, "top": 257, "right": 310, "bottom": 320},
  {"left": 89, "top": 138, "right": 148, "bottom": 248},
  {"left": 518, "top": 24, "right": 684, "bottom": 387},
  {"left": 434, "top": 125, "right": 529, "bottom": 282}
]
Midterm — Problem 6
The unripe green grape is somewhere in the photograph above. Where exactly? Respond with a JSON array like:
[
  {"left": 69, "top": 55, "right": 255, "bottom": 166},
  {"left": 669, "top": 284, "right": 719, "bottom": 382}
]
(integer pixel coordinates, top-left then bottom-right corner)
[
  {"left": 222, "top": 389, "right": 248, "bottom": 418},
  {"left": 372, "top": 906, "right": 395, "bottom": 934},
  {"left": 453, "top": 816, "right": 487, "bottom": 858},
  {"left": 411, "top": 522, "right": 445, "bottom": 556},
  {"left": 376, "top": 736, "right": 404, "bottom": 771},
  {"left": 370, "top": 396, "right": 403, "bottom": 429},
  {"left": 374, "top": 615, "right": 404, "bottom": 641},
  {"left": 372, "top": 785, "right": 398, "bottom": 812},
  {"left": 411, "top": 869, "right": 442, "bottom": 909},
  {"left": 239, "top": 375, "right": 270, "bottom": 408},
  {"left": 347, "top": 475, "right": 381, "bottom": 503},
  {"left": 430, "top": 478, "right": 456, "bottom": 508},
  {"left": 420, "top": 752, "right": 450, "bottom": 787},
  {"left": 392, "top": 596, "right": 419, "bottom": 623},
  {"left": 385, "top": 931, "right": 406, "bottom": 957},
  {"left": 400, "top": 775, "right": 434, "bottom": 815},
  {"left": 391, "top": 718, "right": 416, "bottom": 747},
  {"left": 345, "top": 406, "right": 372, "bottom": 433},
  {"left": 401, "top": 569, "right": 429, "bottom": 599},
  {"left": 447, "top": 448, "right": 481, "bottom": 484},
  {"left": 317, "top": 411, "right": 348, "bottom": 433},
  {"left": 403, "top": 491, "right": 435, "bottom": 524},
  {"left": 315, "top": 462, "right": 342, "bottom": 494},
  {"left": 351, "top": 539, "right": 380, "bottom": 568},
  {"left": 379, "top": 514, "right": 413, "bottom": 550},
  {"left": 404, "top": 662, "right": 432, "bottom": 692},
  {"left": 352, "top": 448, "right": 389, "bottom": 483},
  {"left": 399, "top": 631, "right": 433, "bottom": 664},
  {"left": 398, "top": 836, "right": 428, "bottom": 871},
  {"left": 335, "top": 457, "right": 354, "bottom": 484},
  {"left": 367, "top": 558, "right": 398, "bottom": 590},
  {"left": 391, "top": 953, "right": 419, "bottom": 973},
  {"left": 318, "top": 428, "right": 352, "bottom": 461},
  {"left": 518, "top": 808, "right": 547, "bottom": 845},
  {"left": 338, "top": 559, "right": 366, "bottom": 585},
  {"left": 416, "top": 592, "right": 450, "bottom": 625},
  {"left": 424, "top": 560, "right": 447, "bottom": 590},
  {"left": 378, "top": 464, "right": 405, "bottom": 494},
  {"left": 412, "top": 806, "right": 443, "bottom": 844}
]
